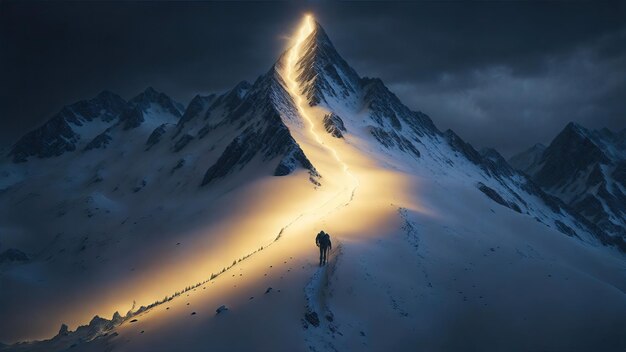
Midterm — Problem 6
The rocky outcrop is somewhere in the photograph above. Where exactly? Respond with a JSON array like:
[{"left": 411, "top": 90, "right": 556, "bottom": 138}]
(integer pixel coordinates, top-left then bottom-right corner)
[
  {"left": 323, "top": 113, "right": 346, "bottom": 138},
  {"left": 172, "top": 134, "right": 194, "bottom": 152},
  {"left": 130, "top": 87, "right": 183, "bottom": 118},
  {"left": 201, "top": 110, "right": 317, "bottom": 185},
  {"left": 145, "top": 124, "right": 168, "bottom": 150},
  {"left": 120, "top": 106, "right": 144, "bottom": 130},
  {"left": 370, "top": 127, "right": 420, "bottom": 158},
  {"left": 9, "top": 112, "right": 79, "bottom": 162},
  {"left": 177, "top": 94, "right": 216, "bottom": 128},
  {"left": 477, "top": 182, "right": 521, "bottom": 213},
  {"left": 84, "top": 130, "right": 112, "bottom": 151}
]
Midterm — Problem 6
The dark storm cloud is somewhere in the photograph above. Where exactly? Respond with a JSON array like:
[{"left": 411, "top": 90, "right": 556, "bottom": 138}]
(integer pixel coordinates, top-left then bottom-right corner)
[{"left": 1, "top": 1, "right": 625, "bottom": 156}]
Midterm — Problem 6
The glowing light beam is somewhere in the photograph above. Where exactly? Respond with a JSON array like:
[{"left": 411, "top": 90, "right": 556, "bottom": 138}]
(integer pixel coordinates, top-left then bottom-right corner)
[{"left": 283, "top": 14, "right": 360, "bottom": 203}]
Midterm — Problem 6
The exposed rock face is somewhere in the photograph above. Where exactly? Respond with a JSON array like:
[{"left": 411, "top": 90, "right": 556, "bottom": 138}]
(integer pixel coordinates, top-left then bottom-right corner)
[
  {"left": 370, "top": 127, "right": 420, "bottom": 158},
  {"left": 111, "top": 312, "right": 123, "bottom": 325},
  {"left": 146, "top": 124, "right": 168, "bottom": 150},
  {"left": 175, "top": 94, "right": 216, "bottom": 135},
  {"left": 213, "top": 81, "right": 252, "bottom": 112},
  {"left": 295, "top": 22, "right": 361, "bottom": 106},
  {"left": 216, "top": 305, "right": 228, "bottom": 314},
  {"left": 512, "top": 122, "right": 626, "bottom": 241},
  {"left": 304, "top": 311, "right": 320, "bottom": 327},
  {"left": 200, "top": 71, "right": 318, "bottom": 186},
  {"left": 9, "top": 113, "right": 79, "bottom": 162},
  {"left": 444, "top": 129, "right": 483, "bottom": 165},
  {"left": 274, "top": 145, "right": 316, "bottom": 177},
  {"left": 84, "top": 130, "right": 112, "bottom": 151},
  {"left": 130, "top": 87, "right": 183, "bottom": 118},
  {"left": 57, "top": 324, "right": 69, "bottom": 336},
  {"left": 477, "top": 182, "right": 521, "bottom": 213},
  {"left": 359, "top": 77, "right": 440, "bottom": 158},
  {"left": 172, "top": 134, "right": 194, "bottom": 153},
  {"left": 68, "top": 90, "right": 128, "bottom": 124},
  {"left": 121, "top": 106, "right": 145, "bottom": 130},
  {"left": 535, "top": 123, "right": 610, "bottom": 188},
  {"left": 508, "top": 143, "right": 546, "bottom": 174},
  {"left": 361, "top": 77, "right": 438, "bottom": 137},
  {"left": 323, "top": 113, "right": 346, "bottom": 138},
  {"left": 201, "top": 110, "right": 317, "bottom": 185},
  {"left": 171, "top": 158, "right": 185, "bottom": 173},
  {"left": 480, "top": 148, "right": 516, "bottom": 179}
]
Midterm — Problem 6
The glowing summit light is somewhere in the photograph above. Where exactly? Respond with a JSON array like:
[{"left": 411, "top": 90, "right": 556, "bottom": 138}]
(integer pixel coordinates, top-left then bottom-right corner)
[{"left": 283, "top": 14, "right": 359, "bottom": 202}]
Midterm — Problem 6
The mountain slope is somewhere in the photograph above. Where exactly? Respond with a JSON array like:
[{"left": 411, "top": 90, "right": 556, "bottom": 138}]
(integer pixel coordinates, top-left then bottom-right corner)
[
  {"left": 1, "top": 15, "right": 625, "bottom": 352},
  {"left": 510, "top": 123, "right": 626, "bottom": 243},
  {"left": 508, "top": 143, "right": 546, "bottom": 174},
  {"left": 9, "top": 91, "right": 128, "bottom": 162},
  {"left": 0, "top": 76, "right": 320, "bottom": 344}
]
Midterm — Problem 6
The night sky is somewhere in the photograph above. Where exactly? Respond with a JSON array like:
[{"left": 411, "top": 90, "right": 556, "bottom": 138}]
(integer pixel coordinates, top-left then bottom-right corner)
[{"left": 1, "top": 1, "right": 625, "bottom": 156}]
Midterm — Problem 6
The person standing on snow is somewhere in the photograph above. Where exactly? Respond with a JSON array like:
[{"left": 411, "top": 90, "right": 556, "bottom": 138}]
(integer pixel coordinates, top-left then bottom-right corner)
[{"left": 315, "top": 230, "right": 332, "bottom": 266}]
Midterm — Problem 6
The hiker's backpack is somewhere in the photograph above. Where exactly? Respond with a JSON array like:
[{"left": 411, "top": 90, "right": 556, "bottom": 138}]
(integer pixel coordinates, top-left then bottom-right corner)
[{"left": 321, "top": 233, "right": 331, "bottom": 247}]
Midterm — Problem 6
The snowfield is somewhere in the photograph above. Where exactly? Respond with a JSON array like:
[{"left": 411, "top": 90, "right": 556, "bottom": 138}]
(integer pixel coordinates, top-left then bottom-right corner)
[{"left": 1, "top": 15, "right": 625, "bottom": 352}]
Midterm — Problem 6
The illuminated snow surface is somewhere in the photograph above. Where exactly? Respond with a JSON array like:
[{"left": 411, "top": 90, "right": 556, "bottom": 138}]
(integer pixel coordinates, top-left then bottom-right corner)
[{"left": 1, "top": 15, "right": 625, "bottom": 352}]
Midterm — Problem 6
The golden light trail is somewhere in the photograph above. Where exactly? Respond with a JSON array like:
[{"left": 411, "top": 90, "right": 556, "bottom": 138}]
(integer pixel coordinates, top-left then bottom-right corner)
[
  {"left": 9, "top": 14, "right": 428, "bottom": 345},
  {"left": 283, "top": 14, "right": 360, "bottom": 202}
]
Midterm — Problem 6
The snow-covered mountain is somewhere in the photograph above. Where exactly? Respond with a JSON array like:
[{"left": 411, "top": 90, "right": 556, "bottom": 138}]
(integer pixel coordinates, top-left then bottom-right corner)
[
  {"left": 1, "top": 16, "right": 625, "bottom": 352},
  {"left": 508, "top": 142, "right": 546, "bottom": 174},
  {"left": 510, "top": 122, "right": 626, "bottom": 246}
]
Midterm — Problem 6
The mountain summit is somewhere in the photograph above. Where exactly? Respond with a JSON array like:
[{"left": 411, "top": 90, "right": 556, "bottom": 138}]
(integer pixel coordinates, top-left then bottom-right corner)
[{"left": 290, "top": 20, "right": 361, "bottom": 107}]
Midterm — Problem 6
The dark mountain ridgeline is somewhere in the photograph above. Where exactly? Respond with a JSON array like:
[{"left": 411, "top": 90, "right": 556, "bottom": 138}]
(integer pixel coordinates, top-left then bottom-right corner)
[{"left": 510, "top": 122, "right": 626, "bottom": 243}]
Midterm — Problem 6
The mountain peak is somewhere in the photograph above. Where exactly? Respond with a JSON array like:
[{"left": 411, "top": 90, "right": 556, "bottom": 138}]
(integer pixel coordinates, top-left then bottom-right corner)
[
  {"left": 285, "top": 15, "right": 361, "bottom": 107},
  {"left": 563, "top": 121, "right": 588, "bottom": 137},
  {"left": 137, "top": 86, "right": 160, "bottom": 100},
  {"left": 306, "top": 19, "right": 333, "bottom": 48},
  {"left": 532, "top": 121, "right": 609, "bottom": 188},
  {"left": 95, "top": 90, "right": 120, "bottom": 100},
  {"left": 130, "top": 87, "right": 182, "bottom": 117},
  {"left": 508, "top": 143, "right": 547, "bottom": 173}
]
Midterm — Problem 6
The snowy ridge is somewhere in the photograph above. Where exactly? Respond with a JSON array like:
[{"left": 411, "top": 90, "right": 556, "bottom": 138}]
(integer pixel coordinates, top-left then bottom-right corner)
[
  {"left": 197, "top": 69, "right": 319, "bottom": 185},
  {"left": 508, "top": 143, "right": 546, "bottom": 174},
  {"left": 8, "top": 91, "right": 127, "bottom": 162},
  {"left": 1, "top": 15, "right": 625, "bottom": 352},
  {"left": 293, "top": 26, "right": 615, "bottom": 251}
]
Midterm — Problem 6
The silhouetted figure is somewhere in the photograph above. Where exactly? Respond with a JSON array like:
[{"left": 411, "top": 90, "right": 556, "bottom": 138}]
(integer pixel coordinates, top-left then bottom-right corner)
[{"left": 315, "top": 231, "right": 332, "bottom": 266}]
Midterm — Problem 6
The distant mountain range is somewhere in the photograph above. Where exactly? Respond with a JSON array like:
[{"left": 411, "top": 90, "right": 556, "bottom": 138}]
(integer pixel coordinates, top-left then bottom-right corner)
[{"left": 510, "top": 122, "right": 626, "bottom": 242}]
